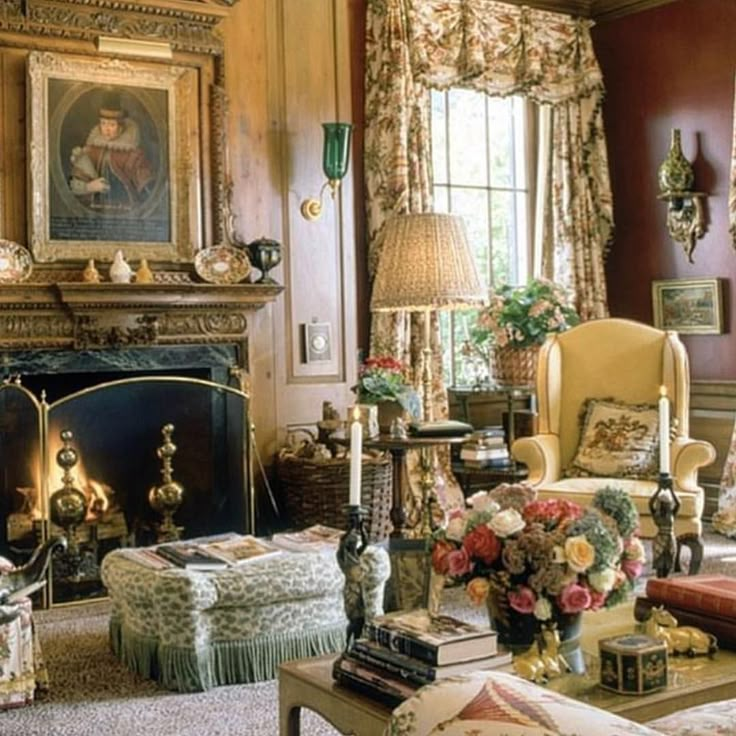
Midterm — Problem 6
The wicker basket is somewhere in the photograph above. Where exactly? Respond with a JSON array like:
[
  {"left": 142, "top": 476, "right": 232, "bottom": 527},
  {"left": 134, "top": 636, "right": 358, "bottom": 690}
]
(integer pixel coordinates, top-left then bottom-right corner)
[
  {"left": 493, "top": 344, "right": 540, "bottom": 387},
  {"left": 277, "top": 454, "right": 393, "bottom": 542}
]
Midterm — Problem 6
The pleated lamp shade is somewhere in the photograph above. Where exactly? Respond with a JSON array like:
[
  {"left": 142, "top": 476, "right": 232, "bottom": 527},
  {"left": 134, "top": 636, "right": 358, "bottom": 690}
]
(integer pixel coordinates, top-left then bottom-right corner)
[{"left": 371, "top": 213, "right": 486, "bottom": 312}]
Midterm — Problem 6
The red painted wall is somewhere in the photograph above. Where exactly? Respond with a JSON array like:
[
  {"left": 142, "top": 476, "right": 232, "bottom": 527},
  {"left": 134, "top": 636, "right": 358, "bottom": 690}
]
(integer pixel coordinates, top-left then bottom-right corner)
[{"left": 593, "top": 0, "right": 736, "bottom": 379}]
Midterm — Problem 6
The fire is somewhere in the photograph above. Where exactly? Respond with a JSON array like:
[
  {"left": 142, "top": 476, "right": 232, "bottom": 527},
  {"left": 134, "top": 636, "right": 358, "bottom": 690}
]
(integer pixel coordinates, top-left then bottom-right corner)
[{"left": 26, "top": 434, "right": 114, "bottom": 522}]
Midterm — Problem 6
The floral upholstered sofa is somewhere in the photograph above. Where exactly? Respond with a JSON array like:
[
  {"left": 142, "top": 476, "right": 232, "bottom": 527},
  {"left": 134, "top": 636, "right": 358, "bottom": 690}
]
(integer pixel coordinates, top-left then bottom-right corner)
[{"left": 384, "top": 669, "right": 734, "bottom": 736}]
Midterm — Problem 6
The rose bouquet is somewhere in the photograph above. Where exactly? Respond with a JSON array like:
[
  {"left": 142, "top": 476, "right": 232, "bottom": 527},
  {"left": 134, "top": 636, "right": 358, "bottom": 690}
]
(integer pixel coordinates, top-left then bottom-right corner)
[{"left": 431, "top": 486, "right": 645, "bottom": 629}]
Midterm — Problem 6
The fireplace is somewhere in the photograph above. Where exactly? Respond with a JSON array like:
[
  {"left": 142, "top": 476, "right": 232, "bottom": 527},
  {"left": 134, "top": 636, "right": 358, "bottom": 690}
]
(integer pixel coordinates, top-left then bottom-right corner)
[
  {"left": 1, "top": 368, "right": 250, "bottom": 605},
  {"left": 0, "top": 279, "right": 281, "bottom": 606}
]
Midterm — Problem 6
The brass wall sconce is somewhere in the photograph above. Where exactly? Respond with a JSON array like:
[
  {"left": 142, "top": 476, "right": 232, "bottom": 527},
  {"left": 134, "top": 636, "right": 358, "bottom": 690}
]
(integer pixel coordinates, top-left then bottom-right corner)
[
  {"left": 657, "top": 128, "right": 708, "bottom": 263},
  {"left": 300, "top": 122, "right": 353, "bottom": 221}
]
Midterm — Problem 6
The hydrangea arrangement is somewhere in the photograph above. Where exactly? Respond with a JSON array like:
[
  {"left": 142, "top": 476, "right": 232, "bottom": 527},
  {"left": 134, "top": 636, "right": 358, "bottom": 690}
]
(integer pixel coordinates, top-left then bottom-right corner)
[
  {"left": 430, "top": 486, "right": 644, "bottom": 626},
  {"left": 470, "top": 278, "right": 580, "bottom": 350},
  {"left": 351, "top": 355, "right": 421, "bottom": 417}
]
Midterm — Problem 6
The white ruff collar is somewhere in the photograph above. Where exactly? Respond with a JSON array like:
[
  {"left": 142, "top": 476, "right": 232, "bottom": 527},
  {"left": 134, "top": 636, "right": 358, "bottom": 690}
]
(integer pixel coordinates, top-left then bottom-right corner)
[{"left": 85, "top": 118, "right": 141, "bottom": 151}]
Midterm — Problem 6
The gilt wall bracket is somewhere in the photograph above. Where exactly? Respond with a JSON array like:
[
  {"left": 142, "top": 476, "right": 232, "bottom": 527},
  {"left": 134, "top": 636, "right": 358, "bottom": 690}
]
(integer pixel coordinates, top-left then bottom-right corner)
[{"left": 657, "top": 191, "right": 708, "bottom": 264}]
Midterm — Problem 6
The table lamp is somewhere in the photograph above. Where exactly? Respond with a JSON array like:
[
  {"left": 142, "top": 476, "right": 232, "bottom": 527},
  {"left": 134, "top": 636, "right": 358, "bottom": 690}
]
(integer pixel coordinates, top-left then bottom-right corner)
[{"left": 370, "top": 213, "right": 485, "bottom": 422}]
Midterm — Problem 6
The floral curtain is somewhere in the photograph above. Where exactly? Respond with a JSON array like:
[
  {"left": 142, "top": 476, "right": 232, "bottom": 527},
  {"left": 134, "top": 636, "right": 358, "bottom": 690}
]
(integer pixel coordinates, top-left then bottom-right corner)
[
  {"left": 364, "top": 0, "right": 614, "bottom": 519},
  {"left": 730, "top": 74, "right": 736, "bottom": 250}
]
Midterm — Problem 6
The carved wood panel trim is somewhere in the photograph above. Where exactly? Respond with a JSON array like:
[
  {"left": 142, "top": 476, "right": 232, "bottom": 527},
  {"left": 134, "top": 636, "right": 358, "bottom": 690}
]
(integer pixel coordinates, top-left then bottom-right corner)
[{"left": 0, "top": 0, "right": 234, "bottom": 55}]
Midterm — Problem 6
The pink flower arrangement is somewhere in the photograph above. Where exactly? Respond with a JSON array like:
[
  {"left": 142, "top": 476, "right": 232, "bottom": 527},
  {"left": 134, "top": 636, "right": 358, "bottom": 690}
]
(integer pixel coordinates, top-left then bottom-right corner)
[{"left": 431, "top": 486, "right": 645, "bottom": 626}]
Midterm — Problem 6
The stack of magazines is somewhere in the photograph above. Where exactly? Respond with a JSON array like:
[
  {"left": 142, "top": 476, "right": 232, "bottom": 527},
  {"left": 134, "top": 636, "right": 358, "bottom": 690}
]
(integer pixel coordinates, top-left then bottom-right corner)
[
  {"left": 332, "top": 609, "right": 511, "bottom": 707},
  {"left": 124, "top": 534, "right": 282, "bottom": 571}
]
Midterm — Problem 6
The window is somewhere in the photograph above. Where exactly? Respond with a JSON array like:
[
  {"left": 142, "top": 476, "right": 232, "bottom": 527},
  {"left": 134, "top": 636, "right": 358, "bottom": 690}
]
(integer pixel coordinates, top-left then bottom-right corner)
[{"left": 431, "top": 89, "right": 532, "bottom": 387}]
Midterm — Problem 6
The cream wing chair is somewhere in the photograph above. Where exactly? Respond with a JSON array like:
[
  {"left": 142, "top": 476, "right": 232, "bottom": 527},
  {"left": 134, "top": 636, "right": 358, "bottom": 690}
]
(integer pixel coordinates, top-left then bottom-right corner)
[{"left": 512, "top": 318, "right": 715, "bottom": 573}]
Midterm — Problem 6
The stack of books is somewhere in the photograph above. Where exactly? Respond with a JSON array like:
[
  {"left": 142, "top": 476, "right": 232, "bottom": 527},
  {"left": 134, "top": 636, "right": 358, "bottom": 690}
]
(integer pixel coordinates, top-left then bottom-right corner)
[
  {"left": 634, "top": 574, "right": 736, "bottom": 648},
  {"left": 332, "top": 609, "right": 511, "bottom": 707},
  {"left": 459, "top": 426, "right": 511, "bottom": 468}
]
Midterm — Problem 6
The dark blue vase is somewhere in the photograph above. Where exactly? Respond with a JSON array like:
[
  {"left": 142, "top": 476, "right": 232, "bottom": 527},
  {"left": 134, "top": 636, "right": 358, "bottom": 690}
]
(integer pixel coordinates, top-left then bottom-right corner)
[{"left": 489, "top": 608, "right": 585, "bottom": 674}]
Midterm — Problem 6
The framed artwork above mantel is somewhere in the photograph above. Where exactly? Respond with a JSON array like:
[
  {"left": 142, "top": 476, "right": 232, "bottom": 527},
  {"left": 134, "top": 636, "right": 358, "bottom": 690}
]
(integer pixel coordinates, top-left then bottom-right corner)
[
  {"left": 0, "top": 0, "right": 242, "bottom": 270},
  {"left": 28, "top": 51, "right": 202, "bottom": 264}
]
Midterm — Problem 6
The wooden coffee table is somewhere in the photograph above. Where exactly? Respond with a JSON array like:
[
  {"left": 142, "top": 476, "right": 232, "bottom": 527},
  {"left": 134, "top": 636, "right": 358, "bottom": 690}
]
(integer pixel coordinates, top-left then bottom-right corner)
[
  {"left": 279, "top": 601, "right": 736, "bottom": 735},
  {"left": 279, "top": 654, "right": 391, "bottom": 736},
  {"left": 548, "top": 601, "right": 736, "bottom": 723}
]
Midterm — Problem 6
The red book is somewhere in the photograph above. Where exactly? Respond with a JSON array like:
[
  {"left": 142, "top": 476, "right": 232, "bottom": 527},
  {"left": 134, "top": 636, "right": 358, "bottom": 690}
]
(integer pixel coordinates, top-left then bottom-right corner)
[{"left": 645, "top": 575, "right": 736, "bottom": 619}]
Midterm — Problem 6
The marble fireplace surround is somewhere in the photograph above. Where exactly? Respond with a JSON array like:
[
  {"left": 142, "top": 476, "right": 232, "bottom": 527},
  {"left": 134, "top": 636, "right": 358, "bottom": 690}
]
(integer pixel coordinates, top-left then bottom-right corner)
[{"left": 0, "top": 280, "right": 282, "bottom": 604}]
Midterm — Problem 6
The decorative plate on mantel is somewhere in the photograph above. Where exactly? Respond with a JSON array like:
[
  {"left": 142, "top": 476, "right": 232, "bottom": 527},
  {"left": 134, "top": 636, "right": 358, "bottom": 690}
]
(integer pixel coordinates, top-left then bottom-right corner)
[
  {"left": 0, "top": 239, "right": 33, "bottom": 283},
  {"left": 194, "top": 245, "right": 251, "bottom": 284}
]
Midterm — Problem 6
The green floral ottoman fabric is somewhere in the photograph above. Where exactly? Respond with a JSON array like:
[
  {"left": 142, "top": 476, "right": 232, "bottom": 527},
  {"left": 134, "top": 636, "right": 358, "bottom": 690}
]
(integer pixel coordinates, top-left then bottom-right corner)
[{"left": 101, "top": 544, "right": 389, "bottom": 692}]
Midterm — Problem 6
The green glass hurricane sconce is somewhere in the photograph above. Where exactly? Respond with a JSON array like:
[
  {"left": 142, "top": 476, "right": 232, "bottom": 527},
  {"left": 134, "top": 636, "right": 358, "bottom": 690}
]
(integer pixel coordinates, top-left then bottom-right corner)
[{"left": 300, "top": 122, "right": 353, "bottom": 221}]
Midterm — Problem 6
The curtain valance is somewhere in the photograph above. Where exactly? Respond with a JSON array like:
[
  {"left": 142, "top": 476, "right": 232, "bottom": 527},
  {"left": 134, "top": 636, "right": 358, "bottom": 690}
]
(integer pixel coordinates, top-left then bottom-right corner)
[{"left": 407, "top": 0, "right": 603, "bottom": 104}]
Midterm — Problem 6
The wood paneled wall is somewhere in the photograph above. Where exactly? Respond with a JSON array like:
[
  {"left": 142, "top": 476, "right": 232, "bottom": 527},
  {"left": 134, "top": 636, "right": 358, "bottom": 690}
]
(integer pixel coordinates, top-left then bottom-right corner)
[
  {"left": 593, "top": 0, "right": 736, "bottom": 381},
  {"left": 222, "top": 0, "right": 359, "bottom": 463},
  {"left": 0, "top": 1, "right": 361, "bottom": 477},
  {"left": 690, "top": 381, "right": 736, "bottom": 519}
]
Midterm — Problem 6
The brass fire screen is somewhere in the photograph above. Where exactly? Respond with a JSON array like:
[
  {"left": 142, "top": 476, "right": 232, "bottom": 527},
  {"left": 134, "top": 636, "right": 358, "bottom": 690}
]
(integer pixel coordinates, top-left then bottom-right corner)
[{"left": 0, "top": 376, "right": 251, "bottom": 606}]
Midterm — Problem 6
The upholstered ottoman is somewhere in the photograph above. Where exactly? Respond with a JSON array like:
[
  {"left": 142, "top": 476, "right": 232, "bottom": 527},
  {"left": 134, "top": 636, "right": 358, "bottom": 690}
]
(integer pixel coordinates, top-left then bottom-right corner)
[{"left": 101, "top": 544, "right": 389, "bottom": 692}]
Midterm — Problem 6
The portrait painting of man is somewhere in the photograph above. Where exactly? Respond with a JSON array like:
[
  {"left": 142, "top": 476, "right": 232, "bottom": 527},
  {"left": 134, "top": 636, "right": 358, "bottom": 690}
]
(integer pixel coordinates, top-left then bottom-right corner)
[{"left": 48, "top": 79, "right": 171, "bottom": 245}]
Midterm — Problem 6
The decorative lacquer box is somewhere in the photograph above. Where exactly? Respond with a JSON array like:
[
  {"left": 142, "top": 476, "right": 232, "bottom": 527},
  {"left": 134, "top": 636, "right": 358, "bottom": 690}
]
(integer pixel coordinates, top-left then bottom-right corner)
[{"left": 598, "top": 634, "right": 668, "bottom": 695}]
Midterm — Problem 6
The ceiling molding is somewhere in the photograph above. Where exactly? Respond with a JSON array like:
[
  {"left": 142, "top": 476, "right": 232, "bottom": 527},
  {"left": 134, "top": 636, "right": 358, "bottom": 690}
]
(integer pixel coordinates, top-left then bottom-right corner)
[
  {"left": 492, "top": 0, "right": 593, "bottom": 17},
  {"left": 591, "top": 0, "right": 680, "bottom": 22},
  {"left": 496, "top": 0, "right": 680, "bottom": 21}
]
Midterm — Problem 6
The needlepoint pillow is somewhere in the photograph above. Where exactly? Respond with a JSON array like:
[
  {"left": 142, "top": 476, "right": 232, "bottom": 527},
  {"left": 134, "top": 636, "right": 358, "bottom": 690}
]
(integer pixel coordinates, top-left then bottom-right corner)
[{"left": 566, "top": 398, "right": 660, "bottom": 480}]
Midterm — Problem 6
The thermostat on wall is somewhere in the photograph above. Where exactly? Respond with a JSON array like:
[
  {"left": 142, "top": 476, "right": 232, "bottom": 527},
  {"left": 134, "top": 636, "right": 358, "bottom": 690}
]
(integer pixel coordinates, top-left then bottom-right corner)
[{"left": 302, "top": 322, "right": 332, "bottom": 364}]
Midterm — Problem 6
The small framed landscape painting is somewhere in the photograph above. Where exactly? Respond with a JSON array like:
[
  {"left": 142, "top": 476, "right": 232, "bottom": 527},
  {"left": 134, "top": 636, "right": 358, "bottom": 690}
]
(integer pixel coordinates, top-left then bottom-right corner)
[{"left": 652, "top": 277, "right": 724, "bottom": 335}]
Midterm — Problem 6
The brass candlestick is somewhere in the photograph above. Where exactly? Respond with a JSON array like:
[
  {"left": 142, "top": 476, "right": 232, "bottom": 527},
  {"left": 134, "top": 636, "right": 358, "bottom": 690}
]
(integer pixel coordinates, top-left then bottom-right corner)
[
  {"left": 148, "top": 423, "right": 184, "bottom": 543},
  {"left": 49, "top": 430, "right": 87, "bottom": 557}
]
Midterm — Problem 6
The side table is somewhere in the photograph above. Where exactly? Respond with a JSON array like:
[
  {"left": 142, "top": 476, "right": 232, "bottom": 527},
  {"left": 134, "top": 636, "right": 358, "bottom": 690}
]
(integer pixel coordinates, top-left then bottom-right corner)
[
  {"left": 334, "top": 433, "right": 467, "bottom": 539},
  {"left": 360, "top": 434, "right": 467, "bottom": 539},
  {"left": 337, "top": 433, "right": 467, "bottom": 610},
  {"left": 451, "top": 460, "right": 529, "bottom": 496}
]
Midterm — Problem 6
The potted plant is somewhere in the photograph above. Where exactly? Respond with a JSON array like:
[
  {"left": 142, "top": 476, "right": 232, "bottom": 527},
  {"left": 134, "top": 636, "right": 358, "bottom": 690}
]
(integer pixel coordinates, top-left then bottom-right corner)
[
  {"left": 468, "top": 278, "right": 580, "bottom": 386},
  {"left": 352, "top": 356, "right": 421, "bottom": 432}
]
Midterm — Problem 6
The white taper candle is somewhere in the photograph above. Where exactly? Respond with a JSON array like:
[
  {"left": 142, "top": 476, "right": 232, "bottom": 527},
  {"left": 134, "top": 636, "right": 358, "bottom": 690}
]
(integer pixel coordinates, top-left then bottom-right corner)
[
  {"left": 349, "top": 406, "right": 363, "bottom": 505},
  {"left": 659, "top": 385, "right": 670, "bottom": 474}
]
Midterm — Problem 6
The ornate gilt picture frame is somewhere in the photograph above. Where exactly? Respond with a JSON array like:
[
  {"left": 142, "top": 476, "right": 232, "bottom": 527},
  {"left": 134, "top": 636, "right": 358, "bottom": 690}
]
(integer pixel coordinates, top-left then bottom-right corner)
[
  {"left": 652, "top": 277, "right": 724, "bottom": 335},
  {"left": 27, "top": 51, "right": 201, "bottom": 264}
]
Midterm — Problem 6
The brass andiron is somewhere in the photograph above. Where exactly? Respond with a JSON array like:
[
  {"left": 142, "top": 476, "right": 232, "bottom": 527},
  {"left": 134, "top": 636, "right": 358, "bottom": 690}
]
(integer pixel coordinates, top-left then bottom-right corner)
[
  {"left": 49, "top": 430, "right": 87, "bottom": 557},
  {"left": 148, "top": 423, "right": 184, "bottom": 543}
]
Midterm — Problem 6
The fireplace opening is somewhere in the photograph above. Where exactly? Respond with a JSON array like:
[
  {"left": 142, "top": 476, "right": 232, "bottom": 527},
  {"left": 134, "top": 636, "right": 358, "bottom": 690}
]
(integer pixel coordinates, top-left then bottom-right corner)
[{"left": 1, "top": 348, "right": 251, "bottom": 606}]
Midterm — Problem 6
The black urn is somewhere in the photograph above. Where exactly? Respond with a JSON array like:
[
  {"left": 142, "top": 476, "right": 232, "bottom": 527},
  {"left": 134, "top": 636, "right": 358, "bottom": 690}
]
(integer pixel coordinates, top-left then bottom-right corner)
[{"left": 246, "top": 237, "right": 282, "bottom": 284}]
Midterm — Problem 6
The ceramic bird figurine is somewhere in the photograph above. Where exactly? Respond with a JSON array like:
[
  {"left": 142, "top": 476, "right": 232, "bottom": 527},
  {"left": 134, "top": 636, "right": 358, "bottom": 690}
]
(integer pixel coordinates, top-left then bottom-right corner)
[
  {"left": 82, "top": 259, "right": 101, "bottom": 283},
  {"left": 109, "top": 250, "right": 132, "bottom": 284},
  {"left": 135, "top": 258, "right": 154, "bottom": 284}
]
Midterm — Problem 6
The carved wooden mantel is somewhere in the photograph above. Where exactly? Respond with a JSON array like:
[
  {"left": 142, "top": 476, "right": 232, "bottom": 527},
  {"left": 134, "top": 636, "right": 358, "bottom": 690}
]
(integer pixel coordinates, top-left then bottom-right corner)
[{"left": 0, "top": 282, "right": 282, "bottom": 351}]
